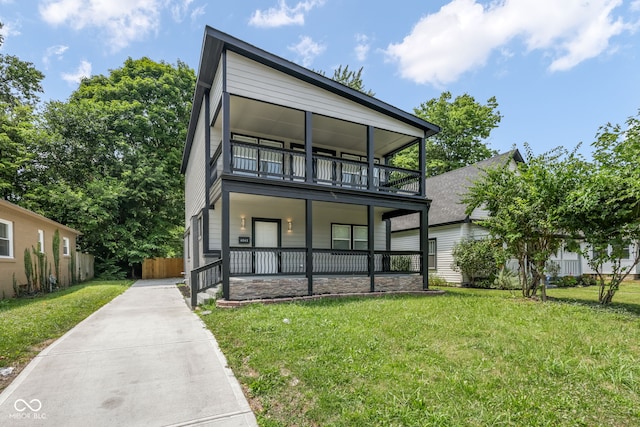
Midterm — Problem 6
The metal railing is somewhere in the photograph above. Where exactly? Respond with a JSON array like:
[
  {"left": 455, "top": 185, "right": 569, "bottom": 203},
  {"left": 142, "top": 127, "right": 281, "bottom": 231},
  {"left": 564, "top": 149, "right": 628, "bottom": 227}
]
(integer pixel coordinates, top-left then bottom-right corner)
[
  {"left": 190, "top": 258, "right": 223, "bottom": 307},
  {"left": 225, "top": 141, "right": 424, "bottom": 196},
  {"left": 312, "top": 249, "right": 369, "bottom": 274},
  {"left": 375, "top": 164, "right": 422, "bottom": 196},
  {"left": 230, "top": 247, "right": 307, "bottom": 275},
  {"left": 374, "top": 251, "right": 422, "bottom": 273}
]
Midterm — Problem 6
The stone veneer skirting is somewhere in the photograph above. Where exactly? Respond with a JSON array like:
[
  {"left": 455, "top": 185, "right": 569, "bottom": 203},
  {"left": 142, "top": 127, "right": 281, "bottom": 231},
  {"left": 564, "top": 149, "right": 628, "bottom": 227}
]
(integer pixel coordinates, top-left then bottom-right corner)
[{"left": 228, "top": 275, "right": 424, "bottom": 301}]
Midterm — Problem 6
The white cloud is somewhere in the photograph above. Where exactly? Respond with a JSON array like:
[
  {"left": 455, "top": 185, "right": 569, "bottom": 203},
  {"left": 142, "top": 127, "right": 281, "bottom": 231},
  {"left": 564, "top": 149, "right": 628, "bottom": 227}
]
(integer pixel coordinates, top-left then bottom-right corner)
[
  {"left": 288, "top": 35, "right": 325, "bottom": 67},
  {"left": 62, "top": 60, "right": 92, "bottom": 84},
  {"left": 354, "top": 33, "right": 370, "bottom": 62},
  {"left": 0, "top": 20, "right": 21, "bottom": 42},
  {"left": 39, "top": 0, "right": 170, "bottom": 52},
  {"left": 384, "top": 0, "right": 633, "bottom": 86},
  {"left": 171, "top": 0, "right": 193, "bottom": 22},
  {"left": 43, "top": 44, "right": 69, "bottom": 67},
  {"left": 190, "top": 5, "right": 206, "bottom": 21},
  {"left": 249, "top": 0, "right": 324, "bottom": 28}
]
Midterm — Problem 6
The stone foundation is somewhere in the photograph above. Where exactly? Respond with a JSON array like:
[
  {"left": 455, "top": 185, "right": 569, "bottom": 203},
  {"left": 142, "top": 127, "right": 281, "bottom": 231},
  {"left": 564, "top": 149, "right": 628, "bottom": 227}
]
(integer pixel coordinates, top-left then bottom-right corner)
[
  {"left": 227, "top": 275, "right": 425, "bottom": 300},
  {"left": 229, "top": 277, "right": 308, "bottom": 300},
  {"left": 375, "top": 275, "right": 424, "bottom": 292}
]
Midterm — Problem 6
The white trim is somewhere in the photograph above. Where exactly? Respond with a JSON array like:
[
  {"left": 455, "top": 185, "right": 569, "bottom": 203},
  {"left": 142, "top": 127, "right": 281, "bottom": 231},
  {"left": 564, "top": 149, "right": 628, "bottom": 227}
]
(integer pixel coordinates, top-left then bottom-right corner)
[
  {"left": 0, "top": 218, "right": 13, "bottom": 258},
  {"left": 63, "top": 237, "right": 70, "bottom": 256},
  {"left": 38, "top": 229, "right": 45, "bottom": 253}
]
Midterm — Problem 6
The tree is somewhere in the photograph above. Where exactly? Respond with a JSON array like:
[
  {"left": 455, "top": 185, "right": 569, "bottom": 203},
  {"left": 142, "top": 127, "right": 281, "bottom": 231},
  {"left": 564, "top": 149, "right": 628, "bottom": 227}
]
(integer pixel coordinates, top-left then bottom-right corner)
[
  {"left": 0, "top": 22, "right": 45, "bottom": 200},
  {"left": 316, "top": 65, "right": 375, "bottom": 96},
  {"left": 463, "top": 145, "right": 577, "bottom": 299},
  {"left": 563, "top": 112, "right": 640, "bottom": 304},
  {"left": 24, "top": 57, "right": 196, "bottom": 277},
  {"left": 451, "top": 237, "right": 503, "bottom": 287},
  {"left": 393, "top": 92, "right": 501, "bottom": 176}
]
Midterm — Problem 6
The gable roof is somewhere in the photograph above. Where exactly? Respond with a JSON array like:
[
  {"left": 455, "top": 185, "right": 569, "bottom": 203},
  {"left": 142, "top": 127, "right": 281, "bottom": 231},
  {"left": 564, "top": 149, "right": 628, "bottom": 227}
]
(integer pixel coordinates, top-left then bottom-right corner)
[
  {"left": 0, "top": 199, "right": 81, "bottom": 235},
  {"left": 181, "top": 26, "right": 440, "bottom": 173},
  {"left": 391, "top": 150, "right": 524, "bottom": 231}
]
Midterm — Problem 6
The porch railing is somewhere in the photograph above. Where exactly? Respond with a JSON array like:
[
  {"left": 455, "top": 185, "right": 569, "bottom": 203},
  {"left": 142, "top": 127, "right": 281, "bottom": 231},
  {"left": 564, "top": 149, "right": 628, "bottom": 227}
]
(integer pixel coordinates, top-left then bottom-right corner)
[
  {"left": 190, "top": 258, "right": 223, "bottom": 307},
  {"left": 226, "top": 248, "right": 423, "bottom": 275},
  {"left": 227, "top": 140, "right": 423, "bottom": 196}
]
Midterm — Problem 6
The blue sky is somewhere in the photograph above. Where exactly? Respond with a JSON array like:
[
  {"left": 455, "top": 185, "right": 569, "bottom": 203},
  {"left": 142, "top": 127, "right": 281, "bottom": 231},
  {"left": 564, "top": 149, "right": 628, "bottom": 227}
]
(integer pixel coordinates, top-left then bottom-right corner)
[{"left": 1, "top": 0, "right": 639, "bottom": 157}]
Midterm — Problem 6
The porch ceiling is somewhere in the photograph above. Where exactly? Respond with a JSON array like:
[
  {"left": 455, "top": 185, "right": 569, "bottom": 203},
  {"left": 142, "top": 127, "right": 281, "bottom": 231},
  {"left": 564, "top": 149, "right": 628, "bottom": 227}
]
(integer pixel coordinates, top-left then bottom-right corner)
[{"left": 229, "top": 96, "right": 418, "bottom": 156}]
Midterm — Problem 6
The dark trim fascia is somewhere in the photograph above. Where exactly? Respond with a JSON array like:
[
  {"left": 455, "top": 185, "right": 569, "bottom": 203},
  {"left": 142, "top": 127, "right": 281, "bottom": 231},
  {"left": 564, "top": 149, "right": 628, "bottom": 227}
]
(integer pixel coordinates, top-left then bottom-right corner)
[
  {"left": 382, "top": 208, "right": 419, "bottom": 221},
  {"left": 221, "top": 176, "right": 431, "bottom": 211}
]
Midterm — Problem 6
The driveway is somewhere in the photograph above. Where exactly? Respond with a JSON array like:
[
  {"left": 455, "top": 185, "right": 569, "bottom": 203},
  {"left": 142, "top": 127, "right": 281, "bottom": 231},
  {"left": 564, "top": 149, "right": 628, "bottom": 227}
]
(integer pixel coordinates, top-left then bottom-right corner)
[{"left": 0, "top": 278, "right": 258, "bottom": 426}]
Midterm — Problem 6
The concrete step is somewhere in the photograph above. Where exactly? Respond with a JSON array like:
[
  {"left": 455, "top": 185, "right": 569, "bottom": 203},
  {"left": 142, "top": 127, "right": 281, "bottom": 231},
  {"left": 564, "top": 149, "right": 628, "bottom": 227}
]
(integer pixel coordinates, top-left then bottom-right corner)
[{"left": 196, "top": 286, "right": 221, "bottom": 306}]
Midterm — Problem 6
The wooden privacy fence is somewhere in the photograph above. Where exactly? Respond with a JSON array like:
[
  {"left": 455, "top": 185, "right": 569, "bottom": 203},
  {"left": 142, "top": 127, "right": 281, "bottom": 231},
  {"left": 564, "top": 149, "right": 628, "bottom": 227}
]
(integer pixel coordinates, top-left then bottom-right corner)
[{"left": 142, "top": 258, "right": 184, "bottom": 279}]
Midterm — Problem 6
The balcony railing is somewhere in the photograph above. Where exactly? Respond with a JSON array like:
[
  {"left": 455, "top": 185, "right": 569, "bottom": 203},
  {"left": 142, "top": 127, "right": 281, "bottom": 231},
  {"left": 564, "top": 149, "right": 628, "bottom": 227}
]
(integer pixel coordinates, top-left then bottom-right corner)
[
  {"left": 228, "top": 247, "right": 422, "bottom": 276},
  {"left": 225, "top": 140, "right": 422, "bottom": 196}
]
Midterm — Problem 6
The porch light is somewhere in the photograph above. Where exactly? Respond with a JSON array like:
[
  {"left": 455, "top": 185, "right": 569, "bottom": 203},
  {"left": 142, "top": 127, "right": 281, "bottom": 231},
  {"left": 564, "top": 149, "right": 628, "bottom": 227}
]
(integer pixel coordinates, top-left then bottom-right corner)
[
  {"left": 288, "top": 220, "right": 292, "bottom": 232},
  {"left": 240, "top": 217, "right": 246, "bottom": 230}
]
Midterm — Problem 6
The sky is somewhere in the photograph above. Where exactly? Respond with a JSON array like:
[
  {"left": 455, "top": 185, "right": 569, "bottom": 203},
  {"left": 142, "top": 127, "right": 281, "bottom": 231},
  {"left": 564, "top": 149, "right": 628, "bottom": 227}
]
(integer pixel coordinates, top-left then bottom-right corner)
[{"left": 1, "top": 0, "right": 639, "bottom": 158}]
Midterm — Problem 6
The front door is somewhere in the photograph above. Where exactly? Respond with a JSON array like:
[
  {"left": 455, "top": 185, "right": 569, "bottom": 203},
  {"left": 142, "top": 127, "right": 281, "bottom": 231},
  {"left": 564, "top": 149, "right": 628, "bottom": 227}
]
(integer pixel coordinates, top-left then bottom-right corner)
[{"left": 254, "top": 220, "right": 280, "bottom": 274}]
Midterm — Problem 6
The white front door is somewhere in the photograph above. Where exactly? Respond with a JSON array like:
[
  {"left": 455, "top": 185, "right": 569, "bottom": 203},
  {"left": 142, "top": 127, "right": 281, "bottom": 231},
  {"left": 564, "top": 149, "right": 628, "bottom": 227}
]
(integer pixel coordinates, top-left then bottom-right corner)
[{"left": 254, "top": 221, "right": 279, "bottom": 274}]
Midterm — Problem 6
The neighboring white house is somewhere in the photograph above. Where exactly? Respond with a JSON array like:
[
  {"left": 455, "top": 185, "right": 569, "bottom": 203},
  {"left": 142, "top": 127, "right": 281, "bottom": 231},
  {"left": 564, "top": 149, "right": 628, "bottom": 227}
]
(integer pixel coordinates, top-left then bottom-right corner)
[
  {"left": 391, "top": 150, "right": 640, "bottom": 284},
  {"left": 180, "top": 27, "right": 441, "bottom": 304},
  {"left": 391, "top": 150, "right": 523, "bottom": 283}
]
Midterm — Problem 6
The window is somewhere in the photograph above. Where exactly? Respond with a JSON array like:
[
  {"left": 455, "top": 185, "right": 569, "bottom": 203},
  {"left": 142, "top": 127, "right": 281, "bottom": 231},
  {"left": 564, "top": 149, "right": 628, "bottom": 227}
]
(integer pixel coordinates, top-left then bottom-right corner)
[
  {"left": 612, "top": 244, "right": 630, "bottom": 260},
  {"left": 63, "top": 237, "right": 70, "bottom": 256},
  {"left": 38, "top": 229, "right": 45, "bottom": 253},
  {"left": 198, "top": 215, "right": 203, "bottom": 241},
  {"left": 428, "top": 239, "right": 437, "bottom": 269},
  {"left": 185, "top": 229, "right": 191, "bottom": 260},
  {"left": 231, "top": 134, "right": 284, "bottom": 176},
  {"left": 0, "top": 219, "right": 13, "bottom": 258},
  {"left": 331, "top": 224, "right": 368, "bottom": 250}
]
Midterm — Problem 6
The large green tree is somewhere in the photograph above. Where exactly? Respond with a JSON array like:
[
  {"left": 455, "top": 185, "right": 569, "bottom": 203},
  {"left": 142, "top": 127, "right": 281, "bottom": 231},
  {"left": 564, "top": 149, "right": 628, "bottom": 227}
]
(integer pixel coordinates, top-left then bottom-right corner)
[
  {"left": 24, "top": 57, "right": 195, "bottom": 277},
  {"left": 0, "top": 22, "right": 45, "bottom": 200},
  {"left": 394, "top": 92, "right": 501, "bottom": 176},
  {"left": 563, "top": 112, "right": 640, "bottom": 304},
  {"left": 316, "top": 65, "right": 375, "bottom": 96},
  {"left": 463, "top": 145, "right": 578, "bottom": 299}
]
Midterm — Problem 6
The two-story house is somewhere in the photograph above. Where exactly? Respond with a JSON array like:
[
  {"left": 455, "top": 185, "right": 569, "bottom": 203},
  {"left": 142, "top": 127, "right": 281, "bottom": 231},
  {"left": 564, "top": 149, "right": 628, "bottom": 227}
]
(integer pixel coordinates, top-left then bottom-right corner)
[{"left": 181, "top": 27, "right": 440, "bottom": 304}]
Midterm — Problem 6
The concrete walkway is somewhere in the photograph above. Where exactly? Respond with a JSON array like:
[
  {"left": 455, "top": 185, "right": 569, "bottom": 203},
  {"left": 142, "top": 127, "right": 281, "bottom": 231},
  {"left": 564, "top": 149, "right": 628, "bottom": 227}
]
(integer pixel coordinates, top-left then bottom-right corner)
[{"left": 0, "top": 279, "right": 258, "bottom": 426}]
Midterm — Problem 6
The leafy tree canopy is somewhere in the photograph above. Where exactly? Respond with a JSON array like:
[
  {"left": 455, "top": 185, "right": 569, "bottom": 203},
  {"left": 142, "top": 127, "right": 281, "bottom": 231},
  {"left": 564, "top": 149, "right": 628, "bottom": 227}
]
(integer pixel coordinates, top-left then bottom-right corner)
[
  {"left": 393, "top": 91, "right": 501, "bottom": 176},
  {"left": 0, "top": 22, "right": 45, "bottom": 200},
  {"left": 23, "top": 57, "right": 195, "bottom": 277},
  {"left": 316, "top": 65, "right": 375, "bottom": 96},
  {"left": 562, "top": 111, "right": 640, "bottom": 304}
]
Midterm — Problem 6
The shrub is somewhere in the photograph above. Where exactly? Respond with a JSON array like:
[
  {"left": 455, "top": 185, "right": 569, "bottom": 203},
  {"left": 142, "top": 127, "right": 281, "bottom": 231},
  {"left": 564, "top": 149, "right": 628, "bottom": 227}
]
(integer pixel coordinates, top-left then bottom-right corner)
[
  {"left": 577, "top": 275, "right": 597, "bottom": 287},
  {"left": 493, "top": 268, "right": 520, "bottom": 290},
  {"left": 556, "top": 276, "right": 578, "bottom": 288},
  {"left": 451, "top": 238, "right": 501, "bottom": 287},
  {"left": 391, "top": 256, "right": 412, "bottom": 272},
  {"left": 428, "top": 274, "right": 449, "bottom": 287}
]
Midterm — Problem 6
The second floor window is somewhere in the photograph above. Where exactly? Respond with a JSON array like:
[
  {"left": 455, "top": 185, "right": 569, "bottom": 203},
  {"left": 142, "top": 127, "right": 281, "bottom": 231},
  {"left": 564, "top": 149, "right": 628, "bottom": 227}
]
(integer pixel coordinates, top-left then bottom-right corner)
[
  {"left": 63, "top": 237, "right": 70, "bottom": 256},
  {"left": 0, "top": 219, "right": 13, "bottom": 258}
]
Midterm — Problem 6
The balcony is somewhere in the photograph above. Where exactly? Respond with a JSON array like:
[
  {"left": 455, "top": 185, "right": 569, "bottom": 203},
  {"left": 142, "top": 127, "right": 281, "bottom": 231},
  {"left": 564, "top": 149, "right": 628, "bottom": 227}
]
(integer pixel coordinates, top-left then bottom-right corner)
[{"left": 210, "top": 139, "right": 422, "bottom": 196}]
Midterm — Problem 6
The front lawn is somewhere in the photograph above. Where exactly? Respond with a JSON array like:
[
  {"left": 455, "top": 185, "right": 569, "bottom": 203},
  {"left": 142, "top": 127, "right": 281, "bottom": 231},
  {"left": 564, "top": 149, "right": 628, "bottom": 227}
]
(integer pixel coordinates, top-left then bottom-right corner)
[
  {"left": 0, "top": 280, "right": 132, "bottom": 367},
  {"left": 201, "top": 283, "right": 640, "bottom": 426}
]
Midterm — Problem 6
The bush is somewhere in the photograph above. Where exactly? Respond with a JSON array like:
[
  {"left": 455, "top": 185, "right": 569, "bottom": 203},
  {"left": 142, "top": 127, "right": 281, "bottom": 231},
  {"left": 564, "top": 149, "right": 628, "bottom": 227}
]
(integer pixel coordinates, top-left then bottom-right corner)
[
  {"left": 391, "top": 256, "right": 412, "bottom": 272},
  {"left": 556, "top": 276, "right": 578, "bottom": 288},
  {"left": 493, "top": 268, "right": 520, "bottom": 290},
  {"left": 451, "top": 238, "right": 502, "bottom": 287},
  {"left": 577, "top": 275, "right": 597, "bottom": 287},
  {"left": 428, "top": 274, "right": 449, "bottom": 287}
]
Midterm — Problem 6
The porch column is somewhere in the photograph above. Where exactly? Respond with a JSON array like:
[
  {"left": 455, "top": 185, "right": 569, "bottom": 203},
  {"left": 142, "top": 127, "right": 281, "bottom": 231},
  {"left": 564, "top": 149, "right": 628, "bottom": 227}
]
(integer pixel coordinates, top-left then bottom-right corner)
[
  {"left": 368, "top": 204, "right": 375, "bottom": 292},
  {"left": 221, "top": 187, "right": 230, "bottom": 299},
  {"left": 367, "top": 126, "right": 374, "bottom": 191},
  {"left": 306, "top": 199, "right": 313, "bottom": 295},
  {"left": 419, "top": 136, "right": 426, "bottom": 197},
  {"left": 420, "top": 203, "right": 429, "bottom": 290},
  {"left": 222, "top": 91, "right": 231, "bottom": 174},
  {"left": 305, "top": 111, "right": 313, "bottom": 184}
]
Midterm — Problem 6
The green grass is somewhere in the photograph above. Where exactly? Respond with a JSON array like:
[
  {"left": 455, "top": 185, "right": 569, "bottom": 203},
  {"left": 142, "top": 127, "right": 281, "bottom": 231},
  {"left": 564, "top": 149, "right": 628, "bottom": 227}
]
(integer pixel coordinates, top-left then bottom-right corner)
[
  {"left": 201, "top": 283, "right": 640, "bottom": 426},
  {"left": 0, "top": 280, "right": 133, "bottom": 366}
]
